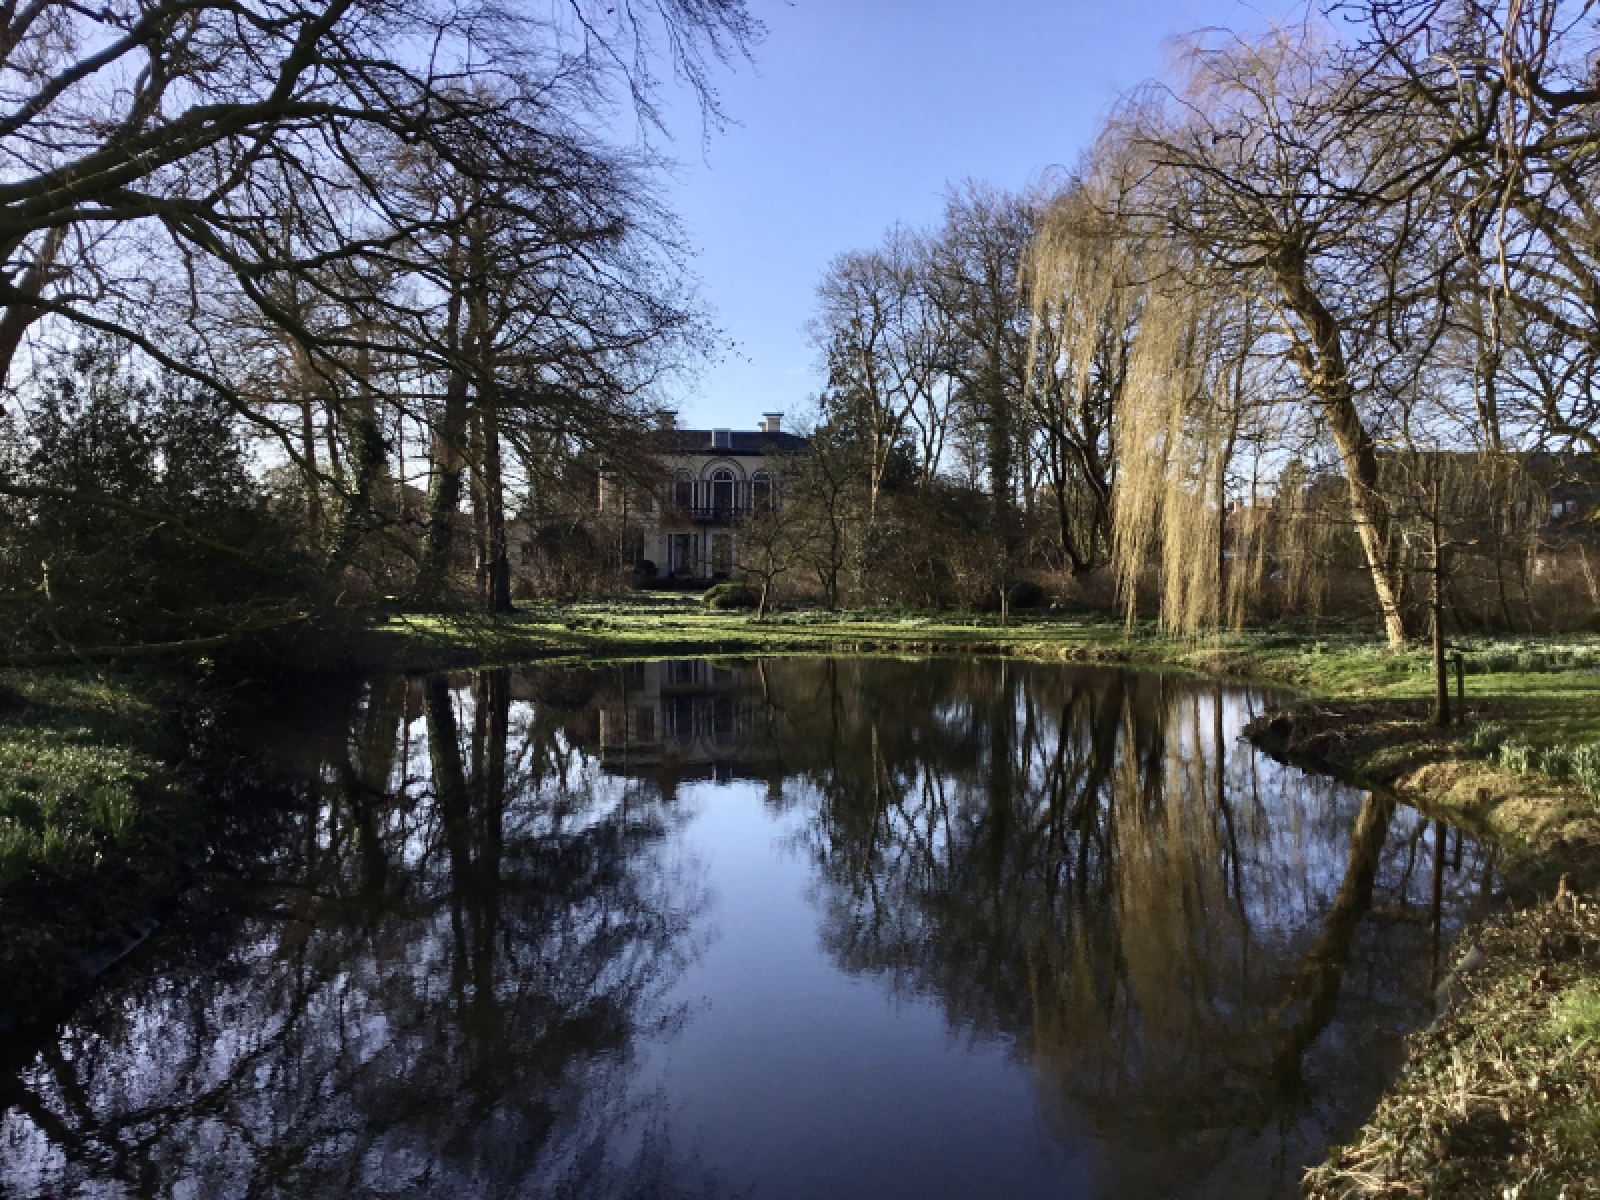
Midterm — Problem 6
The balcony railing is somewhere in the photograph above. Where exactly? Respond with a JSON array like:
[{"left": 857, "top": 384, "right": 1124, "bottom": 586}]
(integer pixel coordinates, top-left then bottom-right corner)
[{"left": 680, "top": 503, "right": 754, "bottom": 523}]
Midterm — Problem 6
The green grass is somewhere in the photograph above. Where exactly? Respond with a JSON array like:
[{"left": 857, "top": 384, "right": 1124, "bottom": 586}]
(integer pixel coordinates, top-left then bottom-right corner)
[
  {"left": 0, "top": 669, "right": 166, "bottom": 889},
  {"left": 1554, "top": 982, "right": 1600, "bottom": 1044},
  {"left": 367, "top": 601, "right": 1600, "bottom": 742}
]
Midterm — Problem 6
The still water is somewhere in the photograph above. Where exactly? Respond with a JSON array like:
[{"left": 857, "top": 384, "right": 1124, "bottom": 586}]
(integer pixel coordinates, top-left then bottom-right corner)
[{"left": 0, "top": 658, "right": 1493, "bottom": 1199}]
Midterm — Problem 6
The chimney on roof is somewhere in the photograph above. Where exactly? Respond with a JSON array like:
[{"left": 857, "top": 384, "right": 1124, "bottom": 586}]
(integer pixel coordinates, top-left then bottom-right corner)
[{"left": 759, "top": 412, "right": 783, "bottom": 434}]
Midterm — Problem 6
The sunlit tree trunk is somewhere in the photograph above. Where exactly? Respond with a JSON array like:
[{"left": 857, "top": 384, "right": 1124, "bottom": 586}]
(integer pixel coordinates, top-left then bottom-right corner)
[{"left": 1273, "top": 250, "right": 1409, "bottom": 649}]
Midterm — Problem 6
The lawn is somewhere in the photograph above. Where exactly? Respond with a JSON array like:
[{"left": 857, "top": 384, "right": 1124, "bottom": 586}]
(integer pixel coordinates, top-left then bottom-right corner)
[{"left": 368, "top": 597, "right": 1600, "bottom": 748}]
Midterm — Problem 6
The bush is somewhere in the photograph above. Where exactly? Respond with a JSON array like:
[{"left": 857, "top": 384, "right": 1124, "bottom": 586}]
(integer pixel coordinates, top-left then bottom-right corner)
[
  {"left": 1542, "top": 745, "right": 1575, "bottom": 782},
  {"left": 0, "top": 345, "right": 307, "bottom": 650},
  {"left": 1571, "top": 743, "right": 1600, "bottom": 806},
  {"left": 1498, "top": 739, "right": 1539, "bottom": 775},
  {"left": 1468, "top": 722, "right": 1510, "bottom": 756},
  {"left": 1007, "top": 580, "right": 1047, "bottom": 609},
  {"left": 702, "top": 582, "right": 760, "bottom": 610}
]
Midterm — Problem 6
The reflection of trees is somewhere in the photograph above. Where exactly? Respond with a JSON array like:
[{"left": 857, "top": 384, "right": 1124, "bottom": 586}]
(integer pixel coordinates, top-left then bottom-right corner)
[
  {"left": 2, "top": 657, "right": 1499, "bottom": 1200},
  {"left": 0, "top": 671, "right": 718, "bottom": 1200},
  {"left": 746, "top": 658, "right": 1490, "bottom": 1200}
]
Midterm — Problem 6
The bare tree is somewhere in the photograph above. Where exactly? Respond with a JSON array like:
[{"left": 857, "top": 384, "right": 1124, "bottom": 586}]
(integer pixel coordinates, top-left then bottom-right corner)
[
  {"left": 0, "top": 0, "right": 758, "bottom": 601},
  {"left": 1133, "top": 31, "right": 1459, "bottom": 648}
]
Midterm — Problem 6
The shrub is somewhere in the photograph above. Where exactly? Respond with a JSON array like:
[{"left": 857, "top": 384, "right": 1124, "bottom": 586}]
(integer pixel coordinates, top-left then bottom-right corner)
[
  {"left": 702, "top": 582, "right": 760, "bottom": 610},
  {"left": 1007, "top": 580, "right": 1047, "bottom": 609},
  {"left": 1498, "top": 739, "right": 1539, "bottom": 775},
  {"left": 0, "top": 346, "right": 308, "bottom": 649},
  {"left": 1571, "top": 743, "right": 1600, "bottom": 805},
  {"left": 1468, "top": 722, "right": 1510, "bottom": 756},
  {"left": 1541, "top": 745, "right": 1575, "bottom": 782}
]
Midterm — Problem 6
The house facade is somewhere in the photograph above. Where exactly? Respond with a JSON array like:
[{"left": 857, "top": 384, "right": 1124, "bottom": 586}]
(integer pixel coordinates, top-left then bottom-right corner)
[{"left": 600, "top": 413, "right": 807, "bottom": 580}]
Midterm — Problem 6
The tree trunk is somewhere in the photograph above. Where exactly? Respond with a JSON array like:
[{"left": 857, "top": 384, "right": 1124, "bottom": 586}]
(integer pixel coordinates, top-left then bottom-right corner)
[
  {"left": 416, "top": 369, "right": 470, "bottom": 609},
  {"left": 469, "top": 409, "right": 488, "bottom": 605},
  {"left": 0, "top": 226, "right": 66, "bottom": 398},
  {"left": 298, "top": 392, "right": 323, "bottom": 540},
  {"left": 334, "top": 402, "right": 386, "bottom": 567},
  {"left": 1430, "top": 486, "right": 1451, "bottom": 727},
  {"left": 481, "top": 402, "right": 512, "bottom": 613},
  {"left": 333, "top": 328, "right": 388, "bottom": 567},
  {"left": 1272, "top": 249, "right": 1409, "bottom": 649}
]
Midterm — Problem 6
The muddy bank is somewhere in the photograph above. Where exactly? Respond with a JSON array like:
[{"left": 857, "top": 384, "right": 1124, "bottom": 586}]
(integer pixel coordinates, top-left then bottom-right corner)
[
  {"left": 1246, "top": 700, "right": 1600, "bottom": 895},
  {"left": 1302, "top": 886, "right": 1600, "bottom": 1198},
  {"left": 1245, "top": 701, "right": 1600, "bottom": 1197}
]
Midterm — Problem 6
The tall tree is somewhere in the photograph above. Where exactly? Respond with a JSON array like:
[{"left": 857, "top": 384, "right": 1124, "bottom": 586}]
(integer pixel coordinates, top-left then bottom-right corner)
[{"left": 1134, "top": 32, "right": 1455, "bottom": 648}]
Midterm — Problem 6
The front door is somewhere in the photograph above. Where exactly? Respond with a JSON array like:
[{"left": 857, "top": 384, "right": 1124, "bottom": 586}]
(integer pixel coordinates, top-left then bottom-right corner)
[
  {"left": 711, "top": 534, "right": 732, "bottom": 577},
  {"left": 670, "top": 533, "right": 697, "bottom": 577}
]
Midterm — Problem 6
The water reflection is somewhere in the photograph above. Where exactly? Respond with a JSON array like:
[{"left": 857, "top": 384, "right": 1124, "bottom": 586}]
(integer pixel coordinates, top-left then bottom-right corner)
[
  {"left": 0, "top": 659, "right": 1493, "bottom": 1200},
  {"left": 0, "top": 670, "right": 718, "bottom": 1199}
]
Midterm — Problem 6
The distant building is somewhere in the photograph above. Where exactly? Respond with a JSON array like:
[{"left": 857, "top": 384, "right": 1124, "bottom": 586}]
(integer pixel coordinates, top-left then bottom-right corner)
[{"left": 599, "top": 413, "right": 808, "bottom": 581}]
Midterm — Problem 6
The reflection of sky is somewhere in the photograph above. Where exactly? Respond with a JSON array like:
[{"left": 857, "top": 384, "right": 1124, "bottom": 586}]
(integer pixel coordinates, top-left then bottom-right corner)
[{"left": 628, "top": 782, "right": 1092, "bottom": 1200}]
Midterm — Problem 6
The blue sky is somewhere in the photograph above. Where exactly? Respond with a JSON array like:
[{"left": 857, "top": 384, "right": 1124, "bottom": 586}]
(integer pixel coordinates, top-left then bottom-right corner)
[{"left": 656, "top": 0, "right": 1271, "bottom": 429}]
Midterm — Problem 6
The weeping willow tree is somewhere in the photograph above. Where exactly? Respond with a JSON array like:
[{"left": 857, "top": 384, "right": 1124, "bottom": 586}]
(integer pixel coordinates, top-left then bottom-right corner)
[
  {"left": 1023, "top": 154, "right": 1149, "bottom": 576},
  {"left": 1028, "top": 34, "right": 1563, "bottom": 645},
  {"left": 1030, "top": 214, "right": 1282, "bottom": 633},
  {"left": 1028, "top": 143, "right": 1314, "bottom": 636}
]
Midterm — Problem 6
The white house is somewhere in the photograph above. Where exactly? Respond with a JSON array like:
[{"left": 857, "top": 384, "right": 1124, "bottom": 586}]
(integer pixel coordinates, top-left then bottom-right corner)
[{"left": 599, "top": 413, "right": 807, "bottom": 580}]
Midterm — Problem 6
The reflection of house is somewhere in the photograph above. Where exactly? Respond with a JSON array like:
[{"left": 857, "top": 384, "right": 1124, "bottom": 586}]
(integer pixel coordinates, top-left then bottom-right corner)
[
  {"left": 592, "top": 660, "right": 778, "bottom": 784},
  {"left": 599, "top": 415, "right": 808, "bottom": 581}
]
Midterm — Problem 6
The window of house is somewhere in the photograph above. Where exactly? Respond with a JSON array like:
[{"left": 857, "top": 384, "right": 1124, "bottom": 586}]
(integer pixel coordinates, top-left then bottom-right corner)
[
  {"left": 669, "top": 532, "right": 695, "bottom": 575},
  {"left": 713, "top": 429, "right": 731, "bottom": 449},
  {"left": 751, "top": 470, "right": 773, "bottom": 510},
  {"left": 622, "top": 525, "right": 644, "bottom": 564},
  {"left": 674, "top": 471, "right": 694, "bottom": 510},
  {"left": 711, "top": 468, "right": 735, "bottom": 513}
]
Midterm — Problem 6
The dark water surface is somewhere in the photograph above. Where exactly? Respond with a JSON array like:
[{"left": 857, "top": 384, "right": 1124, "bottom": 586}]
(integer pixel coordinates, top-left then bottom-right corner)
[{"left": 0, "top": 658, "right": 1495, "bottom": 1199}]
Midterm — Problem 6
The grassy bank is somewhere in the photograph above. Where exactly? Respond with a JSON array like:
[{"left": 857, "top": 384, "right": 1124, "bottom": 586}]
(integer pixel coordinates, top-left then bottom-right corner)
[
  {"left": 1304, "top": 885, "right": 1600, "bottom": 1199},
  {"left": 0, "top": 667, "right": 204, "bottom": 1022}
]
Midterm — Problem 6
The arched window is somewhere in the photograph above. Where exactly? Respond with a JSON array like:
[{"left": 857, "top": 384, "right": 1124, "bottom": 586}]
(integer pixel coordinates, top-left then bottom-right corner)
[
  {"left": 674, "top": 471, "right": 694, "bottom": 511},
  {"left": 751, "top": 470, "right": 773, "bottom": 510},
  {"left": 711, "top": 468, "right": 735, "bottom": 514}
]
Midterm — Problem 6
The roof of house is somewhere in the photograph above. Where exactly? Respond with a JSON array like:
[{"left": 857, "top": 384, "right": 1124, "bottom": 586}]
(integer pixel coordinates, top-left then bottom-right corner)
[{"left": 661, "top": 429, "right": 809, "bottom": 456}]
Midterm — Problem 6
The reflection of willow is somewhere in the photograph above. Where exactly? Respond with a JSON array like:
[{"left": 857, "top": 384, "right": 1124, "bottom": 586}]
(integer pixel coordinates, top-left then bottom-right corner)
[
  {"left": 769, "top": 659, "right": 1486, "bottom": 1197},
  {"left": 0, "top": 670, "right": 720, "bottom": 1200}
]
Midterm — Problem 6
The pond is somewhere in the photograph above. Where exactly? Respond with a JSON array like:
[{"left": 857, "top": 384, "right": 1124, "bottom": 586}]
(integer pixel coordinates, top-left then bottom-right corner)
[{"left": 0, "top": 658, "right": 1495, "bottom": 1199}]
